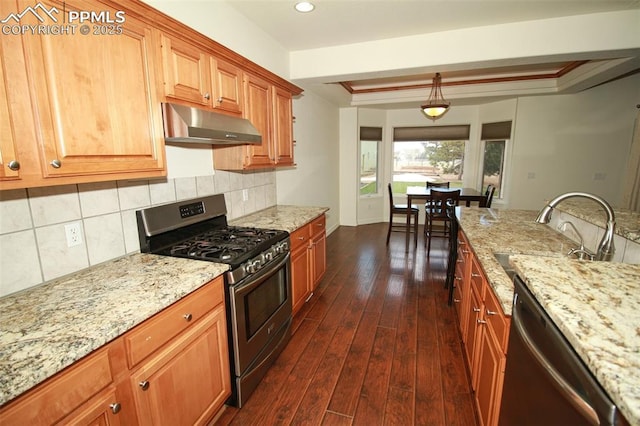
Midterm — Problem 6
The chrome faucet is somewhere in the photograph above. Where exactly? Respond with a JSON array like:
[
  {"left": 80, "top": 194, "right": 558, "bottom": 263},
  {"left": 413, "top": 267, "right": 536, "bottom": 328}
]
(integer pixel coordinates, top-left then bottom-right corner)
[{"left": 535, "top": 192, "right": 616, "bottom": 261}]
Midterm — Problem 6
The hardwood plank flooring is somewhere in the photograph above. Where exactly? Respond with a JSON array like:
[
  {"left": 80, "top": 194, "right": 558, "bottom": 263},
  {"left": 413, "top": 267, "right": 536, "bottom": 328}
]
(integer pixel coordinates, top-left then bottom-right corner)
[{"left": 214, "top": 223, "right": 477, "bottom": 426}]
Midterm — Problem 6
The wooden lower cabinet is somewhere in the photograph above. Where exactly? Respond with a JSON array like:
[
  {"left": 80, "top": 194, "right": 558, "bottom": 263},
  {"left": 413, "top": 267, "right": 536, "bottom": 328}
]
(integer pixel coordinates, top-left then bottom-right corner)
[
  {"left": 0, "top": 278, "right": 230, "bottom": 426},
  {"left": 290, "top": 214, "right": 327, "bottom": 315},
  {"left": 456, "top": 231, "right": 511, "bottom": 426},
  {"left": 130, "top": 305, "right": 230, "bottom": 426}
]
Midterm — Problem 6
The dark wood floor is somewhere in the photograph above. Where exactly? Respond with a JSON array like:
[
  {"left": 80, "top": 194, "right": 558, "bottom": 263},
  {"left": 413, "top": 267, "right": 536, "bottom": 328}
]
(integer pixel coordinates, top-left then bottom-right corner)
[{"left": 215, "top": 223, "right": 478, "bottom": 425}]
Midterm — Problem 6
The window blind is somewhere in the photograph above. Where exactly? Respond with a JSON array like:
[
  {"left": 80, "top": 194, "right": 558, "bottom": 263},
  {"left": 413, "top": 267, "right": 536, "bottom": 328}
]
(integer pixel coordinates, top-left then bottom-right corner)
[
  {"left": 393, "top": 125, "right": 470, "bottom": 141},
  {"left": 360, "top": 126, "right": 382, "bottom": 141},
  {"left": 481, "top": 121, "right": 512, "bottom": 140}
]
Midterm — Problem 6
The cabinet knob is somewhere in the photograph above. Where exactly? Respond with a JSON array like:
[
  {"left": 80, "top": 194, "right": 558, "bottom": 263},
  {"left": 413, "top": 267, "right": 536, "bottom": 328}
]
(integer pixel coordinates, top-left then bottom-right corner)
[
  {"left": 204, "top": 92, "right": 211, "bottom": 100},
  {"left": 453, "top": 298, "right": 461, "bottom": 303},
  {"left": 486, "top": 309, "right": 497, "bottom": 316},
  {"left": 50, "top": 159, "right": 62, "bottom": 168},
  {"left": 110, "top": 403, "right": 121, "bottom": 414},
  {"left": 477, "top": 319, "right": 487, "bottom": 325},
  {"left": 139, "top": 380, "right": 150, "bottom": 391},
  {"left": 216, "top": 97, "right": 223, "bottom": 103},
  {"left": 473, "top": 307, "right": 481, "bottom": 313},
  {"left": 183, "top": 313, "right": 193, "bottom": 321},
  {"left": 471, "top": 273, "right": 481, "bottom": 278},
  {"left": 7, "top": 160, "right": 20, "bottom": 171}
]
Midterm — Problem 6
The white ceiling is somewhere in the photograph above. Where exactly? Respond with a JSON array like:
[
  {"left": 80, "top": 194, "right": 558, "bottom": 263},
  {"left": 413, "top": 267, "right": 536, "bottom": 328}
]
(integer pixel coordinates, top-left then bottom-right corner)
[{"left": 226, "top": 0, "right": 640, "bottom": 108}]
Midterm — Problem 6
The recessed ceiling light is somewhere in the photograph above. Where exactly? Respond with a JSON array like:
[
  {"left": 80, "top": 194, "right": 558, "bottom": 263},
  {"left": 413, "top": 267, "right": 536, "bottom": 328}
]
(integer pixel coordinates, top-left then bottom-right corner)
[{"left": 295, "top": 1, "right": 315, "bottom": 13}]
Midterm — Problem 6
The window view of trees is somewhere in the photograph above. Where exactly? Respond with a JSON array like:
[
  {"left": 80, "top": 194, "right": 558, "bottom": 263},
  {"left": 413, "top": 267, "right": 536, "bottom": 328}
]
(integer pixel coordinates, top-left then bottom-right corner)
[
  {"left": 360, "top": 140, "right": 380, "bottom": 196},
  {"left": 392, "top": 140, "right": 466, "bottom": 193},
  {"left": 482, "top": 140, "right": 506, "bottom": 198}
]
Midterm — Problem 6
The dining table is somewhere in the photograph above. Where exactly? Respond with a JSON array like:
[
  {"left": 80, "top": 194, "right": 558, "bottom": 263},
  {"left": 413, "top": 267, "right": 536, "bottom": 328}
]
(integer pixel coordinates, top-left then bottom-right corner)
[{"left": 404, "top": 186, "right": 485, "bottom": 249}]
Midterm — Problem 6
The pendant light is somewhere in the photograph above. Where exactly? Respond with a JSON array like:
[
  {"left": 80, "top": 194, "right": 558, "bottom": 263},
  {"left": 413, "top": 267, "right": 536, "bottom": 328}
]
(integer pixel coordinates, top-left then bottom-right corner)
[{"left": 421, "top": 73, "right": 450, "bottom": 120}]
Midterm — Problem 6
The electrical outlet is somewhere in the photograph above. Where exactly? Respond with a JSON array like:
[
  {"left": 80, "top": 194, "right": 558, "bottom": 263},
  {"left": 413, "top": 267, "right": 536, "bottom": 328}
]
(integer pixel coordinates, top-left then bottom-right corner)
[
  {"left": 64, "top": 223, "right": 82, "bottom": 247},
  {"left": 242, "top": 189, "right": 249, "bottom": 201}
]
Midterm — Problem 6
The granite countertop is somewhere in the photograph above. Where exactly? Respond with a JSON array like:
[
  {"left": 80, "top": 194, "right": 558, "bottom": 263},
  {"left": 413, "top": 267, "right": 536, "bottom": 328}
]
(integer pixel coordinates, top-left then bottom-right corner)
[
  {"left": 510, "top": 256, "right": 640, "bottom": 426},
  {"left": 0, "top": 253, "right": 228, "bottom": 406},
  {"left": 457, "top": 208, "right": 578, "bottom": 315},
  {"left": 229, "top": 205, "right": 329, "bottom": 232},
  {"left": 555, "top": 199, "right": 640, "bottom": 242},
  {"left": 458, "top": 206, "right": 640, "bottom": 425}
]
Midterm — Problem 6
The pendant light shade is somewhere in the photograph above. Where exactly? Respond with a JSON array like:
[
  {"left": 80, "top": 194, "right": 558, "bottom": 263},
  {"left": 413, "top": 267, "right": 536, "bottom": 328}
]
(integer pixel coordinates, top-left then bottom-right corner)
[{"left": 421, "top": 73, "right": 450, "bottom": 120}]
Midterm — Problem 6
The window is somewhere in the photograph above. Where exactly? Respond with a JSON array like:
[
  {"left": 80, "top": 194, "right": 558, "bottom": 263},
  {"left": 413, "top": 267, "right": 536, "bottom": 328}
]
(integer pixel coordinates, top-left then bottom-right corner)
[
  {"left": 392, "top": 125, "right": 470, "bottom": 193},
  {"left": 481, "top": 121, "right": 512, "bottom": 199},
  {"left": 360, "top": 127, "right": 381, "bottom": 196}
]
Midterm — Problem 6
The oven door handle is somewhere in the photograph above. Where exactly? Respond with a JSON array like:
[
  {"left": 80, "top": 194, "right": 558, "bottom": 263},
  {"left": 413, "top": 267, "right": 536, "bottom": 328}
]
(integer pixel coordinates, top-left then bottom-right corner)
[
  {"left": 233, "top": 252, "right": 290, "bottom": 294},
  {"left": 512, "top": 292, "right": 599, "bottom": 425}
]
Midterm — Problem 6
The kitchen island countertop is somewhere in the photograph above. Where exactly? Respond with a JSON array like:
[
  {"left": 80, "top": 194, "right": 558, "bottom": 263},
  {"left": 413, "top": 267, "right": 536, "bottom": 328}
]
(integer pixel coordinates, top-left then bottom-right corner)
[{"left": 458, "top": 207, "right": 640, "bottom": 425}]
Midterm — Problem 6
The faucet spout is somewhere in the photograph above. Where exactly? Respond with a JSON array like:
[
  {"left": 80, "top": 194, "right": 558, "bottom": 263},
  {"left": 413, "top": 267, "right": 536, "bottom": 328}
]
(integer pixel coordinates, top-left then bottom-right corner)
[{"left": 535, "top": 192, "right": 616, "bottom": 261}]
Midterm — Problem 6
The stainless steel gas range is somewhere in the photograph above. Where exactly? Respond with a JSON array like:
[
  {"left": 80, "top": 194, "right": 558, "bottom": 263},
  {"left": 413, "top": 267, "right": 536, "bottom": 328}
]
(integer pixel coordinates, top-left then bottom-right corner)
[{"left": 136, "top": 194, "right": 292, "bottom": 407}]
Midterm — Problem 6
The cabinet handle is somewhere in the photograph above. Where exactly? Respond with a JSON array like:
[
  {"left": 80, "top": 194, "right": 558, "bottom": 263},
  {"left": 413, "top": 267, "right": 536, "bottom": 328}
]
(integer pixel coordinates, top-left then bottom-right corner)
[
  {"left": 204, "top": 92, "right": 211, "bottom": 100},
  {"left": 7, "top": 160, "right": 20, "bottom": 171},
  {"left": 477, "top": 319, "right": 487, "bottom": 325},
  {"left": 297, "top": 236, "right": 305, "bottom": 240},
  {"left": 139, "top": 380, "right": 150, "bottom": 391},
  {"left": 453, "top": 298, "right": 461, "bottom": 303},
  {"left": 50, "top": 159, "right": 62, "bottom": 168},
  {"left": 473, "top": 307, "right": 481, "bottom": 313},
  {"left": 471, "top": 273, "right": 481, "bottom": 278},
  {"left": 110, "top": 403, "right": 121, "bottom": 414},
  {"left": 183, "top": 313, "right": 192, "bottom": 322},
  {"left": 216, "top": 97, "right": 223, "bottom": 103},
  {"left": 486, "top": 309, "right": 497, "bottom": 316},
  {"left": 455, "top": 276, "right": 462, "bottom": 281}
]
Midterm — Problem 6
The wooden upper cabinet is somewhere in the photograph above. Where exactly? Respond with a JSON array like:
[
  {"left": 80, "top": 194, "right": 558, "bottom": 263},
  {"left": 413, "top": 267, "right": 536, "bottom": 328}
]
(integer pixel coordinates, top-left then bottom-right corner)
[
  {"left": 242, "top": 72, "right": 274, "bottom": 167},
  {"left": 16, "top": 0, "right": 165, "bottom": 180},
  {"left": 210, "top": 58, "right": 243, "bottom": 116},
  {"left": 0, "top": 35, "right": 20, "bottom": 181},
  {"left": 273, "top": 87, "right": 294, "bottom": 166},
  {"left": 159, "top": 33, "right": 211, "bottom": 106}
]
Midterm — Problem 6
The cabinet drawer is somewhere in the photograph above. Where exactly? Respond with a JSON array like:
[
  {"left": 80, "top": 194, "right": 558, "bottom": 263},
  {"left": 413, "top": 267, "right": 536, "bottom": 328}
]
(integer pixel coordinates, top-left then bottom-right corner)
[
  {"left": 290, "top": 225, "right": 310, "bottom": 251},
  {"left": 0, "top": 347, "right": 113, "bottom": 425},
  {"left": 310, "top": 215, "right": 326, "bottom": 237},
  {"left": 125, "top": 278, "right": 224, "bottom": 368},
  {"left": 483, "top": 283, "right": 510, "bottom": 352}
]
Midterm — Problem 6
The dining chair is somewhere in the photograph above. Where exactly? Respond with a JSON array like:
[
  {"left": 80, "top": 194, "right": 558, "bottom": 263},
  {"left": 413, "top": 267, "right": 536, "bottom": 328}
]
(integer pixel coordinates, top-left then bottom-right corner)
[
  {"left": 426, "top": 181, "right": 450, "bottom": 188},
  {"left": 445, "top": 203, "right": 458, "bottom": 305},
  {"left": 482, "top": 184, "right": 496, "bottom": 208},
  {"left": 424, "top": 188, "right": 460, "bottom": 254},
  {"left": 386, "top": 183, "right": 419, "bottom": 245}
]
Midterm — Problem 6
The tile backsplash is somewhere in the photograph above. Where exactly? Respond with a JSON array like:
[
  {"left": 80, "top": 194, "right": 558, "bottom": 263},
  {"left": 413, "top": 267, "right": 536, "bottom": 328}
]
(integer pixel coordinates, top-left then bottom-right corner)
[{"left": 0, "top": 169, "right": 276, "bottom": 297}]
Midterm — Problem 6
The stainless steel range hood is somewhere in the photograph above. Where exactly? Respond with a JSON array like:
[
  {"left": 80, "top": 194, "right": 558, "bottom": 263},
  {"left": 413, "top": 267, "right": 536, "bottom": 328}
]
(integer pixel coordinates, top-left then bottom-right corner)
[{"left": 161, "top": 103, "right": 262, "bottom": 145}]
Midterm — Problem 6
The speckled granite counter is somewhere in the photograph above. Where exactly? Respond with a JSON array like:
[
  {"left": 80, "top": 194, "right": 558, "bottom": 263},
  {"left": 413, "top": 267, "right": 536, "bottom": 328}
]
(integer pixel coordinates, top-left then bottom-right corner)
[
  {"left": 0, "top": 253, "right": 228, "bottom": 406},
  {"left": 556, "top": 199, "right": 640, "bottom": 242},
  {"left": 457, "top": 208, "right": 578, "bottom": 315},
  {"left": 510, "top": 256, "right": 640, "bottom": 426},
  {"left": 457, "top": 207, "right": 640, "bottom": 425},
  {"left": 229, "top": 205, "right": 329, "bottom": 232}
]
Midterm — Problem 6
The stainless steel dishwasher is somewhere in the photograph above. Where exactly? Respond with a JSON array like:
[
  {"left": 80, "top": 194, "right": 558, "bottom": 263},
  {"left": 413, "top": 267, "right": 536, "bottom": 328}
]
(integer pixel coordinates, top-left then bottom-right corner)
[{"left": 498, "top": 275, "right": 626, "bottom": 426}]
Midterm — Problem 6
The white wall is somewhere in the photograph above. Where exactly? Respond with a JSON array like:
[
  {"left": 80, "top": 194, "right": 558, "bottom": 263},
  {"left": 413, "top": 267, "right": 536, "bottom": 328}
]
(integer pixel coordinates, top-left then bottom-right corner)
[
  {"left": 339, "top": 108, "right": 358, "bottom": 226},
  {"left": 508, "top": 73, "right": 640, "bottom": 210},
  {"left": 277, "top": 88, "right": 341, "bottom": 233}
]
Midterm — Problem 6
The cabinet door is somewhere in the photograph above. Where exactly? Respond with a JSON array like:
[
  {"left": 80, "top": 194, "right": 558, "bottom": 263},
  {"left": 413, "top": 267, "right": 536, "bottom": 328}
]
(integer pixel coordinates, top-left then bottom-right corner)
[
  {"left": 272, "top": 86, "right": 294, "bottom": 166},
  {"left": 243, "top": 73, "right": 274, "bottom": 167},
  {"left": 464, "top": 285, "right": 482, "bottom": 390},
  {"left": 160, "top": 33, "right": 211, "bottom": 106},
  {"left": 58, "top": 387, "right": 122, "bottom": 426},
  {"left": 311, "top": 230, "right": 326, "bottom": 290},
  {"left": 21, "top": 0, "right": 164, "bottom": 177},
  {"left": 0, "top": 34, "right": 20, "bottom": 181},
  {"left": 131, "top": 306, "right": 230, "bottom": 426},
  {"left": 291, "top": 243, "right": 311, "bottom": 316},
  {"left": 210, "top": 58, "right": 243, "bottom": 116},
  {"left": 474, "top": 324, "right": 506, "bottom": 426}
]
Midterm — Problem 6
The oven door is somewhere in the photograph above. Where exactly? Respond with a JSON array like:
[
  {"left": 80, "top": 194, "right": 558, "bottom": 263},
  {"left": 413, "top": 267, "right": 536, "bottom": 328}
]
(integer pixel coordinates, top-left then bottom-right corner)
[{"left": 228, "top": 252, "right": 292, "bottom": 376}]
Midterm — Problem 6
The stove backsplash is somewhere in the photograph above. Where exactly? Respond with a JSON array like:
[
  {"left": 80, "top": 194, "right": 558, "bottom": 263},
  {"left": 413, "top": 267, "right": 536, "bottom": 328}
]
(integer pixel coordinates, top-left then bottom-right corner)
[{"left": 0, "top": 169, "right": 277, "bottom": 297}]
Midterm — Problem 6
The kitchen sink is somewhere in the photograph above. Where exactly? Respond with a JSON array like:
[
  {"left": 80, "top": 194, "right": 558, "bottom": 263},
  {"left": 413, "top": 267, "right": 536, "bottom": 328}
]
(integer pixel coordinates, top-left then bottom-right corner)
[{"left": 494, "top": 253, "right": 517, "bottom": 280}]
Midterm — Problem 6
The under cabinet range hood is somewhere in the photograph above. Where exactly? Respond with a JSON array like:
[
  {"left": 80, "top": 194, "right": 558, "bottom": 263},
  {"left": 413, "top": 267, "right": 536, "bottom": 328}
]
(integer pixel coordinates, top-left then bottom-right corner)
[{"left": 161, "top": 103, "right": 262, "bottom": 145}]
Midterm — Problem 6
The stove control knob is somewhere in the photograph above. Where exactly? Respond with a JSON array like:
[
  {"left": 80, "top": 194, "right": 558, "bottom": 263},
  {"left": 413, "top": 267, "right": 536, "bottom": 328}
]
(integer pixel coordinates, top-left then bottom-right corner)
[
  {"left": 265, "top": 251, "right": 273, "bottom": 262},
  {"left": 252, "top": 259, "right": 261, "bottom": 271}
]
